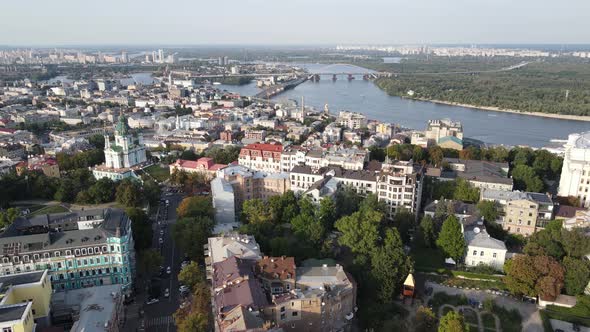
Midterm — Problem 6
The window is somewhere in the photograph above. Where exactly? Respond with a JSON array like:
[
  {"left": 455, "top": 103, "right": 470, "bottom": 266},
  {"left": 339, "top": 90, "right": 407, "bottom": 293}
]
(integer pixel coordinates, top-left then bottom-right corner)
[
  {"left": 81, "top": 249, "right": 87, "bottom": 255},
  {"left": 280, "top": 306, "right": 285, "bottom": 312},
  {"left": 74, "top": 249, "right": 80, "bottom": 256},
  {"left": 292, "top": 311, "right": 298, "bottom": 317},
  {"left": 65, "top": 250, "right": 71, "bottom": 256},
  {"left": 480, "top": 251, "right": 484, "bottom": 256},
  {"left": 88, "top": 248, "right": 93, "bottom": 255},
  {"left": 472, "top": 250, "right": 477, "bottom": 256},
  {"left": 493, "top": 253, "right": 497, "bottom": 258},
  {"left": 3, "top": 327, "right": 13, "bottom": 332},
  {"left": 54, "top": 251, "right": 60, "bottom": 257}
]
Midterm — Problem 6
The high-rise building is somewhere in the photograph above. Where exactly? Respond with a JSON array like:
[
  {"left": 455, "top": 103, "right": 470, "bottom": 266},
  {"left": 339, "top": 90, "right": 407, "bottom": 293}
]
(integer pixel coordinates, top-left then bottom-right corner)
[
  {"left": 121, "top": 51, "right": 128, "bottom": 63},
  {"left": 558, "top": 131, "right": 590, "bottom": 207},
  {"left": 158, "top": 49, "right": 164, "bottom": 63}
]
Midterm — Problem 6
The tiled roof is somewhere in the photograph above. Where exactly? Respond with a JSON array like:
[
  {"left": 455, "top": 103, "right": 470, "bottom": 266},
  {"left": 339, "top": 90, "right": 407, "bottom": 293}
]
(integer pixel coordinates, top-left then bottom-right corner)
[{"left": 255, "top": 256, "right": 296, "bottom": 280}]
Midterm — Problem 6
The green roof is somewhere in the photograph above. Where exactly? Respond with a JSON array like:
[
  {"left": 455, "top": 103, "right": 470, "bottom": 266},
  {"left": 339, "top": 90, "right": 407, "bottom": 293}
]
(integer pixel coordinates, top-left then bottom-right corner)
[
  {"left": 115, "top": 115, "right": 130, "bottom": 136},
  {"left": 438, "top": 136, "right": 463, "bottom": 145}
]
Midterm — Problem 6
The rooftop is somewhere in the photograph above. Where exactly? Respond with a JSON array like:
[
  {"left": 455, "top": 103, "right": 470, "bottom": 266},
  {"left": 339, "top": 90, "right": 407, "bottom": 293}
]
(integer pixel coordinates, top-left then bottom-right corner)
[{"left": 0, "top": 303, "right": 28, "bottom": 323}]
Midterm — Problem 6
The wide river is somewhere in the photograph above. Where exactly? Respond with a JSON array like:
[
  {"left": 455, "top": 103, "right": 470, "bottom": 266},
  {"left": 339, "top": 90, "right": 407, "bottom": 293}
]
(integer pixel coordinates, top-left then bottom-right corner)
[{"left": 217, "top": 63, "right": 590, "bottom": 148}]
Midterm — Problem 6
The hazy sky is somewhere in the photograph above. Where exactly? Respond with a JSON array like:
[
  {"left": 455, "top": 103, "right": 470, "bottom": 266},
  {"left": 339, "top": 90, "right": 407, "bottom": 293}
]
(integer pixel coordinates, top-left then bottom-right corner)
[{"left": 2, "top": 0, "right": 589, "bottom": 45}]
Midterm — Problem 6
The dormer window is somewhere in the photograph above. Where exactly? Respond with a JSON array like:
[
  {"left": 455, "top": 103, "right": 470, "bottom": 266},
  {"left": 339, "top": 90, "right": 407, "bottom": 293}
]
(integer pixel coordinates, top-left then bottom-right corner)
[{"left": 54, "top": 251, "right": 60, "bottom": 257}]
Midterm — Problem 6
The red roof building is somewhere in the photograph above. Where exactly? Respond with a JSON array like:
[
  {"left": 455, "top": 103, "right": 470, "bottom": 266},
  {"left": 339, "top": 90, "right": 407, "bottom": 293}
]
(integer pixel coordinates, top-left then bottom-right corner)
[
  {"left": 169, "top": 157, "right": 227, "bottom": 178},
  {"left": 238, "top": 143, "right": 283, "bottom": 173}
]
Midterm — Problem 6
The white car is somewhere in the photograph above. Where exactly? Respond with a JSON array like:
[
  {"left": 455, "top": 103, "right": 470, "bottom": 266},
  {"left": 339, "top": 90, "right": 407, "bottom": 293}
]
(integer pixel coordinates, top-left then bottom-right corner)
[
  {"left": 179, "top": 285, "right": 189, "bottom": 293},
  {"left": 146, "top": 298, "right": 159, "bottom": 305},
  {"left": 164, "top": 288, "right": 170, "bottom": 298},
  {"left": 159, "top": 238, "right": 163, "bottom": 244},
  {"left": 166, "top": 266, "right": 171, "bottom": 274}
]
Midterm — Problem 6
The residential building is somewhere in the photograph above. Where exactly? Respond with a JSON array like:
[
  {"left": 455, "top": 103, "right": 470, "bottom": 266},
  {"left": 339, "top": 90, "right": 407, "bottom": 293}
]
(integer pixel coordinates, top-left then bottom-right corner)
[
  {"left": 211, "top": 165, "right": 290, "bottom": 231},
  {"left": 440, "top": 158, "right": 513, "bottom": 190},
  {"left": 0, "top": 302, "right": 35, "bottom": 332},
  {"left": 480, "top": 189, "right": 554, "bottom": 235},
  {"left": 25, "top": 155, "right": 60, "bottom": 178},
  {"left": 51, "top": 284, "right": 124, "bottom": 332},
  {"left": 425, "top": 119, "right": 463, "bottom": 150},
  {"left": 255, "top": 256, "right": 296, "bottom": 295},
  {"left": 291, "top": 160, "right": 424, "bottom": 217},
  {"left": 558, "top": 131, "right": 590, "bottom": 207},
  {"left": 0, "top": 270, "right": 52, "bottom": 327},
  {"left": 337, "top": 111, "right": 367, "bottom": 130},
  {"left": 464, "top": 226, "right": 507, "bottom": 271},
  {"left": 424, "top": 199, "right": 477, "bottom": 224},
  {"left": 92, "top": 115, "right": 147, "bottom": 181},
  {"left": 169, "top": 157, "right": 227, "bottom": 179},
  {"left": 204, "top": 233, "right": 262, "bottom": 280},
  {"left": 0, "top": 208, "right": 135, "bottom": 294},
  {"left": 322, "top": 123, "right": 342, "bottom": 143},
  {"left": 238, "top": 143, "right": 283, "bottom": 173},
  {"left": 244, "top": 130, "right": 267, "bottom": 142}
]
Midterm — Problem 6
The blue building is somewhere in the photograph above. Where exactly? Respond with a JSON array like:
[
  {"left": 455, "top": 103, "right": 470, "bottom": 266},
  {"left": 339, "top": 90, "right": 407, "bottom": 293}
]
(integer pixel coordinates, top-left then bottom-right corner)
[{"left": 0, "top": 208, "right": 135, "bottom": 294}]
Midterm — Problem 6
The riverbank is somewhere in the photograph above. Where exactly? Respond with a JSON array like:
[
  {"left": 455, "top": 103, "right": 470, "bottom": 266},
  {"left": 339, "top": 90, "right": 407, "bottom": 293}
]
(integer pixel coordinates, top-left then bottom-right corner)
[{"left": 410, "top": 98, "right": 590, "bottom": 122}]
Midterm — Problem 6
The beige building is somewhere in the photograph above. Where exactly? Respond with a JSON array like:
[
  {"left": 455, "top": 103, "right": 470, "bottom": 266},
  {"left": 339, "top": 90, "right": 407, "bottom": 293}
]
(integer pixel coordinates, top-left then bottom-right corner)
[{"left": 504, "top": 199, "right": 539, "bottom": 235}]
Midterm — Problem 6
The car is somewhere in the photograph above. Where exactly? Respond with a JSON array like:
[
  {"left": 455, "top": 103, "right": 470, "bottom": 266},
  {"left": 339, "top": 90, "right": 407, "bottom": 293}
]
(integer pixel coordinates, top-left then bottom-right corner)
[
  {"left": 179, "top": 301, "right": 188, "bottom": 309},
  {"left": 160, "top": 230, "right": 164, "bottom": 236},
  {"left": 159, "top": 238, "right": 163, "bottom": 244},
  {"left": 164, "top": 288, "right": 170, "bottom": 298},
  {"left": 146, "top": 298, "right": 159, "bottom": 305},
  {"left": 166, "top": 266, "right": 171, "bottom": 274},
  {"left": 179, "top": 285, "right": 189, "bottom": 293}
]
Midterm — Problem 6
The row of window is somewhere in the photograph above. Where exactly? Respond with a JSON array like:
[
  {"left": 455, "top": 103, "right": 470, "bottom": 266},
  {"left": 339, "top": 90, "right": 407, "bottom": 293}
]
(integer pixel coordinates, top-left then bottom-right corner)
[
  {"left": 1, "top": 245, "right": 125, "bottom": 264},
  {"left": 472, "top": 250, "right": 498, "bottom": 258},
  {"left": 53, "top": 266, "right": 128, "bottom": 280}
]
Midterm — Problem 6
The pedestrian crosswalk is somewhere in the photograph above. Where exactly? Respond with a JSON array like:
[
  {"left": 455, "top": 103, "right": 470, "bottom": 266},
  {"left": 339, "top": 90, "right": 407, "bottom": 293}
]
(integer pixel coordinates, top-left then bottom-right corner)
[{"left": 145, "top": 315, "right": 174, "bottom": 328}]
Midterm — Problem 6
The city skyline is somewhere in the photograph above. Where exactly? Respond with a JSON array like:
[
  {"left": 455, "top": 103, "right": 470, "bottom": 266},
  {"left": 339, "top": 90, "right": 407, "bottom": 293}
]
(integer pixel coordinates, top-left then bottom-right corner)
[{"left": 2, "top": 0, "right": 590, "bottom": 46}]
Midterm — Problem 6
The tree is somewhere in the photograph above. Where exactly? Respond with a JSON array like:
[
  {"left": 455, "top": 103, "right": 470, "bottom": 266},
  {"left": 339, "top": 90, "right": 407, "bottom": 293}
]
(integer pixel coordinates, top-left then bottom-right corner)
[
  {"left": 370, "top": 228, "right": 412, "bottom": 303},
  {"left": 172, "top": 217, "right": 213, "bottom": 260},
  {"left": 138, "top": 249, "right": 163, "bottom": 277},
  {"left": 54, "top": 178, "right": 76, "bottom": 202},
  {"left": 142, "top": 179, "right": 161, "bottom": 206},
  {"left": 291, "top": 213, "right": 325, "bottom": 245},
  {"left": 391, "top": 208, "right": 414, "bottom": 243},
  {"left": 413, "top": 146, "right": 427, "bottom": 163},
  {"left": 88, "top": 177, "right": 116, "bottom": 203},
  {"left": 174, "top": 281, "right": 210, "bottom": 332},
  {"left": 563, "top": 256, "right": 590, "bottom": 296},
  {"left": 178, "top": 262, "right": 205, "bottom": 291},
  {"left": 428, "top": 146, "right": 444, "bottom": 167},
  {"left": 369, "top": 146, "right": 386, "bottom": 162},
  {"left": 436, "top": 215, "right": 465, "bottom": 263},
  {"left": 126, "top": 207, "right": 152, "bottom": 251},
  {"left": 438, "top": 311, "right": 467, "bottom": 332},
  {"left": 115, "top": 179, "right": 142, "bottom": 207},
  {"left": 419, "top": 215, "right": 437, "bottom": 248},
  {"left": 0, "top": 208, "right": 19, "bottom": 228},
  {"left": 241, "top": 198, "right": 273, "bottom": 224},
  {"left": 511, "top": 164, "right": 544, "bottom": 192},
  {"left": 560, "top": 228, "right": 590, "bottom": 258},
  {"left": 175, "top": 311, "right": 208, "bottom": 332},
  {"left": 477, "top": 200, "right": 499, "bottom": 222},
  {"left": 334, "top": 185, "right": 362, "bottom": 217},
  {"left": 335, "top": 209, "right": 383, "bottom": 257},
  {"left": 177, "top": 196, "right": 214, "bottom": 219},
  {"left": 453, "top": 178, "right": 480, "bottom": 203},
  {"left": 414, "top": 306, "right": 437, "bottom": 332},
  {"left": 524, "top": 226, "right": 564, "bottom": 259},
  {"left": 318, "top": 197, "right": 337, "bottom": 230},
  {"left": 504, "top": 255, "right": 565, "bottom": 301}
]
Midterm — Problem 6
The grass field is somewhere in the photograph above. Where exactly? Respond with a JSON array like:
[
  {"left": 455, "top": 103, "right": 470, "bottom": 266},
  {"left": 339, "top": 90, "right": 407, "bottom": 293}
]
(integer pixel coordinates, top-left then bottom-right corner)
[
  {"left": 29, "top": 205, "right": 69, "bottom": 216},
  {"left": 144, "top": 164, "right": 170, "bottom": 182}
]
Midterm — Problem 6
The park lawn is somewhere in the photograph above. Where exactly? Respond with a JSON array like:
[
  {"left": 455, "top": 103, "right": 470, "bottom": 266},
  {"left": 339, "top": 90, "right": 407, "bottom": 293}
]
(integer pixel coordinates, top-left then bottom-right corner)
[
  {"left": 412, "top": 247, "right": 446, "bottom": 272},
  {"left": 544, "top": 295, "right": 590, "bottom": 327},
  {"left": 481, "top": 312, "right": 496, "bottom": 330},
  {"left": 29, "top": 205, "right": 69, "bottom": 216},
  {"left": 443, "top": 277, "right": 507, "bottom": 291},
  {"left": 144, "top": 164, "right": 170, "bottom": 182},
  {"left": 429, "top": 292, "right": 468, "bottom": 313}
]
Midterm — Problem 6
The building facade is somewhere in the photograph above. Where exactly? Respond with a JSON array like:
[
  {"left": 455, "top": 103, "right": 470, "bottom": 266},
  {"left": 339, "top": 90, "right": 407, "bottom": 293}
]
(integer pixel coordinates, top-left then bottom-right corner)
[
  {"left": 238, "top": 143, "right": 283, "bottom": 173},
  {"left": 558, "top": 131, "right": 590, "bottom": 207},
  {"left": 0, "top": 209, "right": 135, "bottom": 294}
]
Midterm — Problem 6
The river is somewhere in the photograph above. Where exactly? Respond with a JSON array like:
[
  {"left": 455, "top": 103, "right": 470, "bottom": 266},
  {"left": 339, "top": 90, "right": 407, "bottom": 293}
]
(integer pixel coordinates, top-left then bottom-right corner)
[{"left": 217, "top": 63, "right": 589, "bottom": 148}]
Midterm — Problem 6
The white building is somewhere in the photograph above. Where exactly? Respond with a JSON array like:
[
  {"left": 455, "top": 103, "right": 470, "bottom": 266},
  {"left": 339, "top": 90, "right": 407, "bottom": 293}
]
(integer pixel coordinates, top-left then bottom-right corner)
[
  {"left": 337, "top": 111, "right": 367, "bottom": 130},
  {"left": 92, "top": 115, "right": 147, "bottom": 181},
  {"left": 464, "top": 227, "right": 507, "bottom": 271},
  {"left": 558, "top": 132, "right": 590, "bottom": 207}
]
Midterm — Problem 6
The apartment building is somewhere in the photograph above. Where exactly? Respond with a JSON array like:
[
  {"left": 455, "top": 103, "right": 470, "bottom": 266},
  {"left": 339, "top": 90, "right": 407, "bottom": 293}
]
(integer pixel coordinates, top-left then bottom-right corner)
[
  {"left": 337, "top": 111, "right": 367, "bottom": 130},
  {"left": 169, "top": 157, "right": 227, "bottom": 179},
  {"left": 440, "top": 158, "right": 513, "bottom": 191},
  {"left": 238, "top": 143, "right": 283, "bottom": 173},
  {"left": 0, "top": 270, "right": 52, "bottom": 328},
  {"left": 211, "top": 165, "right": 290, "bottom": 230},
  {"left": 480, "top": 189, "right": 554, "bottom": 235},
  {"left": 0, "top": 209, "right": 135, "bottom": 294},
  {"left": 558, "top": 131, "right": 590, "bottom": 207},
  {"left": 465, "top": 227, "right": 507, "bottom": 271},
  {"left": 290, "top": 160, "right": 424, "bottom": 217}
]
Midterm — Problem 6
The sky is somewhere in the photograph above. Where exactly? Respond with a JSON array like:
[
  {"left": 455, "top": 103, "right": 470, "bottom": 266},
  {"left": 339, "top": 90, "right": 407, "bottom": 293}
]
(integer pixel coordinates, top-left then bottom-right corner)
[{"left": 2, "top": 0, "right": 589, "bottom": 46}]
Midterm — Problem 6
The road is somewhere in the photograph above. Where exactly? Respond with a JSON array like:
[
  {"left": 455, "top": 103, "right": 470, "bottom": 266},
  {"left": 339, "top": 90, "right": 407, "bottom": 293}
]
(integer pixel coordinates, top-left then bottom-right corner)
[{"left": 124, "top": 190, "right": 185, "bottom": 332}]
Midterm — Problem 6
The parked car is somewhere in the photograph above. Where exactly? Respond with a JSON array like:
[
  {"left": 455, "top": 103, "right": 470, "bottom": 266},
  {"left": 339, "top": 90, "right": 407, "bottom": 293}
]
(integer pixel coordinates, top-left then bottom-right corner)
[
  {"left": 179, "top": 285, "right": 189, "bottom": 293},
  {"left": 164, "top": 288, "right": 170, "bottom": 298},
  {"left": 166, "top": 266, "right": 171, "bottom": 274},
  {"left": 146, "top": 298, "right": 159, "bottom": 305}
]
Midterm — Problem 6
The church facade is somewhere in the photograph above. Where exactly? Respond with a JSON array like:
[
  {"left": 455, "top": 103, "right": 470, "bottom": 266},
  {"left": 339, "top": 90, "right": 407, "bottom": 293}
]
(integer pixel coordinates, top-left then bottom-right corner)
[{"left": 93, "top": 115, "right": 148, "bottom": 181}]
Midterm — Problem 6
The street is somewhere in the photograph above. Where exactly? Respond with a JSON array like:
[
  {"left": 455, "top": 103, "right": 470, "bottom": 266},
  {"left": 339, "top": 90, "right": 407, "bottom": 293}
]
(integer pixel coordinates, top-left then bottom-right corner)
[{"left": 124, "top": 190, "right": 185, "bottom": 332}]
